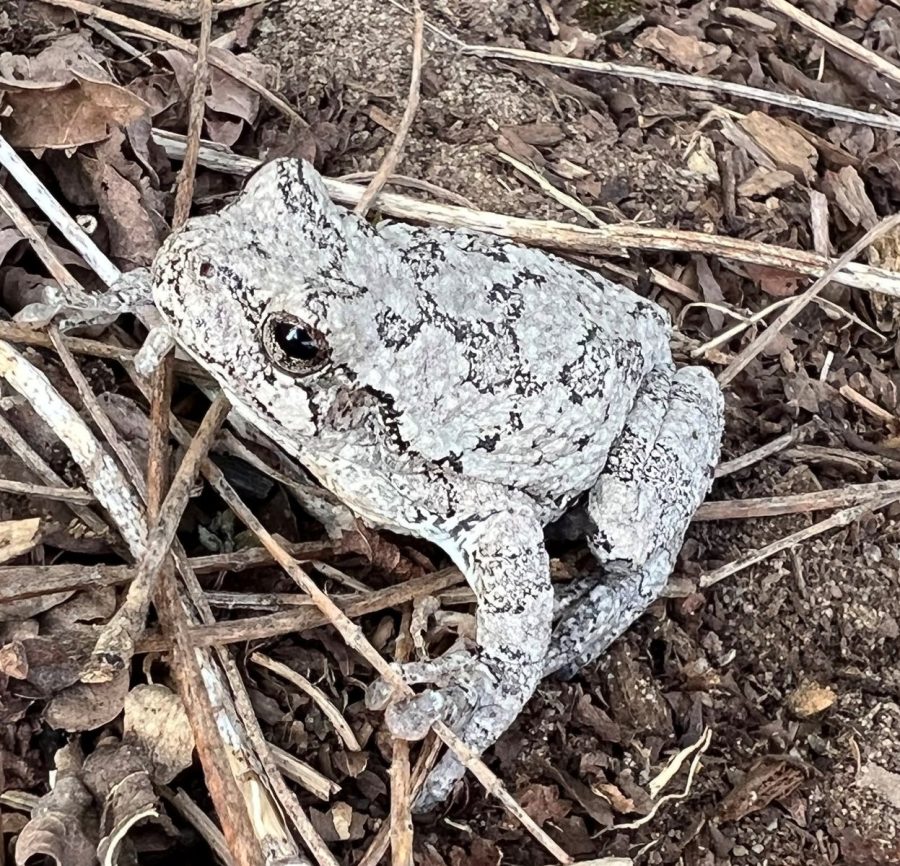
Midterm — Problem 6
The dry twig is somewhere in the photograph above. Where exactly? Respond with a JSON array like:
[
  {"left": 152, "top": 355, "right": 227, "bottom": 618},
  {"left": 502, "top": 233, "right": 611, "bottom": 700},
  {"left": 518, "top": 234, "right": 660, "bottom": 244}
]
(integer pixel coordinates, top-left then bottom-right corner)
[
  {"left": 695, "top": 479, "right": 900, "bottom": 521},
  {"left": 355, "top": 2, "right": 425, "bottom": 217},
  {"left": 718, "top": 215, "right": 900, "bottom": 385},
  {"left": 250, "top": 652, "right": 362, "bottom": 751},
  {"left": 82, "top": 394, "right": 231, "bottom": 683},
  {"left": 700, "top": 492, "right": 900, "bottom": 587},
  {"left": 153, "top": 129, "right": 900, "bottom": 300},
  {"left": 462, "top": 43, "right": 900, "bottom": 133},
  {"left": 760, "top": 0, "right": 900, "bottom": 88}
]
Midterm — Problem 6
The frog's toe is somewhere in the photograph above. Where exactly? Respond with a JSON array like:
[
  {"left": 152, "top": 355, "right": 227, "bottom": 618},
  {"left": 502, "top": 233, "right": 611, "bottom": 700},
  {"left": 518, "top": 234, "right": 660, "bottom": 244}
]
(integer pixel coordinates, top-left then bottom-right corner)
[{"left": 366, "top": 652, "right": 491, "bottom": 741}]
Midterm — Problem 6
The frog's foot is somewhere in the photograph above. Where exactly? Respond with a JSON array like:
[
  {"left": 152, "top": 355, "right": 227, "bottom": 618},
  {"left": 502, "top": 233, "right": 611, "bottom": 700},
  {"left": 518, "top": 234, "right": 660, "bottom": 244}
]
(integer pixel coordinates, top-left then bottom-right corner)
[
  {"left": 368, "top": 648, "right": 537, "bottom": 811},
  {"left": 15, "top": 268, "right": 157, "bottom": 331},
  {"left": 544, "top": 365, "right": 724, "bottom": 679},
  {"left": 368, "top": 503, "right": 554, "bottom": 811}
]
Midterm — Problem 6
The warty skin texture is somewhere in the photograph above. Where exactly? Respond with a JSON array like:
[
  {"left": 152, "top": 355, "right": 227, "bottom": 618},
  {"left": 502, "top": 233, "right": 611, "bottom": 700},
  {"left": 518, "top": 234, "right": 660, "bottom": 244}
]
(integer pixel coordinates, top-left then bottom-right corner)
[{"left": 150, "top": 158, "right": 724, "bottom": 809}]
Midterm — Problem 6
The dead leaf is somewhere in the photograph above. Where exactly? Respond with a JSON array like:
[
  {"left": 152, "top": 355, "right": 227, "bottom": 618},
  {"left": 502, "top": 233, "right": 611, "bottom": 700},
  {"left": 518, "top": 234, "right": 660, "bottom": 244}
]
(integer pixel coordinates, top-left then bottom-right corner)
[
  {"left": 518, "top": 783, "right": 571, "bottom": 826},
  {"left": 45, "top": 668, "right": 129, "bottom": 731},
  {"left": 123, "top": 684, "right": 195, "bottom": 784},
  {"left": 331, "top": 802, "right": 353, "bottom": 841},
  {"left": 823, "top": 166, "right": 878, "bottom": 229},
  {"left": 738, "top": 112, "right": 818, "bottom": 181},
  {"left": 79, "top": 156, "right": 163, "bottom": 268},
  {"left": 0, "top": 74, "right": 149, "bottom": 150},
  {"left": 82, "top": 739, "right": 178, "bottom": 863},
  {"left": 737, "top": 168, "right": 795, "bottom": 199},
  {"left": 0, "top": 517, "right": 41, "bottom": 564},
  {"left": 687, "top": 135, "right": 720, "bottom": 183},
  {"left": 634, "top": 25, "right": 731, "bottom": 74},
  {"left": 744, "top": 263, "right": 802, "bottom": 298},
  {"left": 14, "top": 772, "right": 97, "bottom": 866},
  {"left": 719, "top": 758, "right": 808, "bottom": 822},
  {"left": 786, "top": 681, "right": 837, "bottom": 717},
  {"left": 592, "top": 781, "right": 637, "bottom": 814}
]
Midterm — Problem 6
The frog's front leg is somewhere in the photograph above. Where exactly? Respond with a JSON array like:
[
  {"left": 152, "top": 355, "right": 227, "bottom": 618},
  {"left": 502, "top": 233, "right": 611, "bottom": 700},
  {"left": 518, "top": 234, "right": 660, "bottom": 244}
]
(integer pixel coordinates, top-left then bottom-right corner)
[
  {"left": 371, "top": 501, "right": 553, "bottom": 811},
  {"left": 544, "top": 365, "right": 724, "bottom": 678}
]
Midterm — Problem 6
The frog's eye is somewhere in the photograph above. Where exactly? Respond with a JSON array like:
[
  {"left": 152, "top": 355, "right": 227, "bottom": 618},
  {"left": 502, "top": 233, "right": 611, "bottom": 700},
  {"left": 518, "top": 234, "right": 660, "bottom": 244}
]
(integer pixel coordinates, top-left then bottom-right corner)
[
  {"left": 261, "top": 313, "right": 329, "bottom": 375},
  {"left": 198, "top": 261, "right": 215, "bottom": 279}
]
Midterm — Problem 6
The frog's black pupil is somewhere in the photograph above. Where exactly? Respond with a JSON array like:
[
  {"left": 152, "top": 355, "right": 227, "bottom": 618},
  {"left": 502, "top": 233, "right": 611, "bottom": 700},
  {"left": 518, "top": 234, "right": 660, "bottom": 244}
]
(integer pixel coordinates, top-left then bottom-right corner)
[{"left": 273, "top": 321, "right": 319, "bottom": 361}]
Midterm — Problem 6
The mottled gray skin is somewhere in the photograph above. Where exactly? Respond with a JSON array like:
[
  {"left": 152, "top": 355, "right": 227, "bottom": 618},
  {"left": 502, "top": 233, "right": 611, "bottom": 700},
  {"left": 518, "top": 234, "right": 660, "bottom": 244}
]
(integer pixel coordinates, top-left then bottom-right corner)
[{"left": 150, "top": 159, "right": 724, "bottom": 809}]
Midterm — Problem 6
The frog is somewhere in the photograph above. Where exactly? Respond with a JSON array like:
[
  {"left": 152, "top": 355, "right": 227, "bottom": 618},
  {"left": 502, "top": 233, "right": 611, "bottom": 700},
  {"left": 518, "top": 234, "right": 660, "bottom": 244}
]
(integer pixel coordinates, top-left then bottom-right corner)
[{"left": 58, "top": 158, "right": 725, "bottom": 809}]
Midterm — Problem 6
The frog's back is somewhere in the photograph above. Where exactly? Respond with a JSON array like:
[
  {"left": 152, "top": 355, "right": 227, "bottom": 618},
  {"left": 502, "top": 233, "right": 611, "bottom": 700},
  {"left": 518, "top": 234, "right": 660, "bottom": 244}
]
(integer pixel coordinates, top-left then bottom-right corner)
[{"left": 370, "top": 224, "right": 673, "bottom": 511}]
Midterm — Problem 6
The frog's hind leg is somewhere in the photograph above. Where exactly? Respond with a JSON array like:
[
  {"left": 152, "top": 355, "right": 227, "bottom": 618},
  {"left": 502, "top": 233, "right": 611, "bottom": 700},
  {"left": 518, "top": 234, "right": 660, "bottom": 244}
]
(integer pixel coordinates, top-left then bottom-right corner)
[
  {"left": 543, "top": 365, "right": 723, "bottom": 679},
  {"left": 367, "top": 501, "right": 554, "bottom": 812}
]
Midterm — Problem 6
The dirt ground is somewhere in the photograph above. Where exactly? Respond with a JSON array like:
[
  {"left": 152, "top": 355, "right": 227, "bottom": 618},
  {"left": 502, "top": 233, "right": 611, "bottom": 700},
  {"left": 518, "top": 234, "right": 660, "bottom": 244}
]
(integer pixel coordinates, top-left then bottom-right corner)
[{"left": 3, "top": 0, "right": 900, "bottom": 864}]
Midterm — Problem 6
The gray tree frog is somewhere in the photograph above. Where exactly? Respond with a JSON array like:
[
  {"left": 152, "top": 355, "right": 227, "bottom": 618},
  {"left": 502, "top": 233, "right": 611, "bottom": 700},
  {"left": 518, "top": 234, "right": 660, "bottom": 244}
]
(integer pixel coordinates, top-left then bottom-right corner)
[{"left": 141, "top": 159, "right": 724, "bottom": 808}]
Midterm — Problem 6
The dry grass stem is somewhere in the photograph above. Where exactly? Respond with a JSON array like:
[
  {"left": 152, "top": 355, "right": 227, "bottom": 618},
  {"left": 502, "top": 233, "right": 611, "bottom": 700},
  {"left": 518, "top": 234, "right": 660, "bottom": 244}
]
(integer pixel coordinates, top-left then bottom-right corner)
[
  {"left": 0, "top": 478, "right": 94, "bottom": 504},
  {"left": 718, "top": 215, "right": 900, "bottom": 386},
  {"left": 250, "top": 652, "right": 362, "bottom": 751},
  {"left": 463, "top": 44, "right": 900, "bottom": 132},
  {"left": 761, "top": 0, "right": 900, "bottom": 87},
  {"left": 695, "top": 479, "right": 900, "bottom": 520},
  {"left": 139, "top": 568, "right": 465, "bottom": 651},
  {"left": 700, "top": 492, "right": 900, "bottom": 587},
  {"left": 839, "top": 384, "right": 899, "bottom": 426},
  {"left": 161, "top": 787, "right": 236, "bottom": 866},
  {"left": 355, "top": 3, "right": 425, "bottom": 217},
  {"left": 495, "top": 150, "right": 603, "bottom": 227},
  {"left": 715, "top": 426, "right": 812, "bottom": 478},
  {"left": 268, "top": 744, "right": 341, "bottom": 801}
]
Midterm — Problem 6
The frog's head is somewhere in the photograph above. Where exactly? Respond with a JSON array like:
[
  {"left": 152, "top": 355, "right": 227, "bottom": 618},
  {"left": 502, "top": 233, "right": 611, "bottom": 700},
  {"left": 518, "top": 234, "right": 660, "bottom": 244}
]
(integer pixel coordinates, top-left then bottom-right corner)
[{"left": 151, "top": 217, "right": 380, "bottom": 443}]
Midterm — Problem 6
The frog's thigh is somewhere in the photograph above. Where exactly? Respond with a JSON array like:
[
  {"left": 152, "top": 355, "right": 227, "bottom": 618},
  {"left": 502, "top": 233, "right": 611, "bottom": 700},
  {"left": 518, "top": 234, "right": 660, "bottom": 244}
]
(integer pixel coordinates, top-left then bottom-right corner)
[{"left": 544, "top": 365, "right": 723, "bottom": 679}]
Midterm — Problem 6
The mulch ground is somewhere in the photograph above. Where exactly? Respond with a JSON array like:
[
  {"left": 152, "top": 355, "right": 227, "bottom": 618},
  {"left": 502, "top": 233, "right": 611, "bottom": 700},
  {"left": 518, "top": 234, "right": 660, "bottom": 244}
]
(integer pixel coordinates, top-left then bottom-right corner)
[{"left": 2, "top": 0, "right": 900, "bottom": 864}]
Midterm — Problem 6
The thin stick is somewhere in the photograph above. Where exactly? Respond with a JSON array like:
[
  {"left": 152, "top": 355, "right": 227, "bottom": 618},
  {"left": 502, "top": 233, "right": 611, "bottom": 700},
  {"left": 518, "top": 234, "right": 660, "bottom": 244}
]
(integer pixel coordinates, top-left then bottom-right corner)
[
  {"left": 718, "top": 215, "right": 900, "bottom": 385},
  {"left": 714, "top": 426, "right": 810, "bottom": 478},
  {"left": 839, "top": 384, "right": 898, "bottom": 426},
  {"left": 694, "top": 479, "right": 900, "bottom": 521},
  {"left": 38, "top": 0, "right": 305, "bottom": 126},
  {"left": 173, "top": 0, "right": 213, "bottom": 227},
  {"left": 700, "top": 492, "right": 900, "bottom": 588},
  {"left": 158, "top": 131, "right": 900, "bottom": 300},
  {"left": 250, "top": 652, "right": 362, "bottom": 751},
  {"left": 462, "top": 43, "right": 900, "bottom": 133},
  {"left": 0, "top": 478, "right": 94, "bottom": 504},
  {"left": 82, "top": 394, "right": 231, "bottom": 682},
  {"left": 495, "top": 150, "right": 603, "bottom": 227},
  {"left": 355, "top": 3, "right": 425, "bottom": 217},
  {"left": 761, "top": 0, "right": 900, "bottom": 88},
  {"left": 84, "top": 17, "right": 154, "bottom": 66},
  {"left": 0, "top": 182, "right": 87, "bottom": 304},
  {"left": 0, "top": 135, "right": 119, "bottom": 286},
  {"left": 390, "top": 607, "right": 414, "bottom": 866}
]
